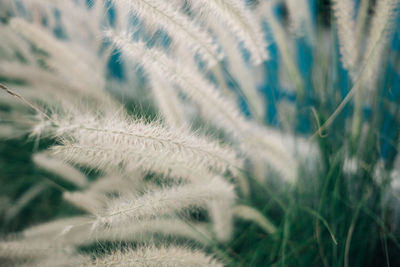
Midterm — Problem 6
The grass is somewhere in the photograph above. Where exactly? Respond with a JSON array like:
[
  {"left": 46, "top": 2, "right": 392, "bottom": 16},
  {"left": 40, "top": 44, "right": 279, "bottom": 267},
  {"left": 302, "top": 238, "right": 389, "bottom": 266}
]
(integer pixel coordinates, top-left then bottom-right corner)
[
  {"left": 1, "top": 0, "right": 400, "bottom": 266},
  {"left": 2, "top": 131, "right": 398, "bottom": 266}
]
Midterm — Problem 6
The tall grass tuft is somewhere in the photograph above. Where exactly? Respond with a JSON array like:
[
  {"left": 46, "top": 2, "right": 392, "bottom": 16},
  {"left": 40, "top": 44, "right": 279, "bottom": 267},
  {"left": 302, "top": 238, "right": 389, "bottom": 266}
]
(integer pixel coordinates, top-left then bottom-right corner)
[{"left": 0, "top": 0, "right": 399, "bottom": 266}]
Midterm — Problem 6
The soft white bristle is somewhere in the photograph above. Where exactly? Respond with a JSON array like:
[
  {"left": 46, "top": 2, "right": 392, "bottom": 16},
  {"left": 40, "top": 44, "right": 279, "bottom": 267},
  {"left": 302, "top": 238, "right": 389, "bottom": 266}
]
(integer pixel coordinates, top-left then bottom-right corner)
[
  {"left": 86, "top": 245, "right": 224, "bottom": 267},
  {"left": 332, "top": 0, "right": 357, "bottom": 74},
  {"left": 48, "top": 111, "right": 242, "bottom": 180},
  {"left": 93, "top": 177, "right": 236, "bottom": 233},
  {"left": 33, "top": 153, "right": 89, "bottom": 188},
  {"left": 113, "top": 0, "right": 222, "bottom": 66}
]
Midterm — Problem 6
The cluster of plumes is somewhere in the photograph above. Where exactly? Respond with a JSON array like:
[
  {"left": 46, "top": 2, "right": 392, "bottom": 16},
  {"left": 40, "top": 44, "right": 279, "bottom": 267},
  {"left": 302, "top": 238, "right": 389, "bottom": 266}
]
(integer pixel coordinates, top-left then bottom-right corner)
[
  {"left": 331, "top": 0, "right": 399, "bottom": 156},
  {"left": 332, "top": 0, "right": 399, "bottom": 84},
  {"left": 5, "top": 0, "right": 395, "bottom": 266},
  {"left": 0, "top": 0, "right": 310, "bottom": 266}
]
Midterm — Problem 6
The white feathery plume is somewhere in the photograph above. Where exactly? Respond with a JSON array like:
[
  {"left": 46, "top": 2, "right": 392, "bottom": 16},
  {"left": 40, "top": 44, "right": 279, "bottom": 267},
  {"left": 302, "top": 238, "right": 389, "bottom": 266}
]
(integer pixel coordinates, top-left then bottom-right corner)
[
  {"left": 113, "top": 0, "right": 132, "bottom": 31},
  {"left": 36, "top": 0, "right": 112, "bottom": 68},
  {"left": 112, "top": 0, "right": 222, "bottom": 66},
  {"left": 208, "top": 198, "right": 234, "bottom": 242},
  {"left": 183, "top": 0, "right": 268, "bottom": 65},
  {"left": 0, "top": 63, "right": 113, "bottom": 108},
  {"left": 53, "top": 0, "right": 106, "bottom": 51},
  {"left": 86, "top": 245, "right": 223, "bottom": 267},
  {"left": 52, "top": 141, "right": 214, "bottom": 183},
  {"left": 241, "top": 125, "right": 299, "bottom": 183},
  {"left": 9, "top": 18, "right": 112, "bottom": 106},
  {"left": 47, "top": 0, "right": 110, "bottom": 71},
  {"left": 21, "top": 0, "right": 63, "bottom": 27},
  {"left": 108, "top": 31, "right": 250, "bottom": 139},
  {"left": 0, "top": 25, "right": 36, "bottom": 63},
  {"left": 331, "top": 0, "right": 357, "bottom": 74},
  {"left": 75, "top": 219, "right": 212, "bottom": 246},
  {"left": 250, "top": 156, "right": 270, "bottom": 184},
  {"left": 92, "top": 176, "right": 236, "bottom": 231},
  {"left": 61, "top": 173, "right": 145, "bottom": 215},
  {"left": 0, "top": 240, "right": 53, "bottom": 260},
  {"left": 210, "top": 20, "right": 265, "bottom": 121},
  {"left": 9, "top": 18, "right": 94, "bottom": 79},
  {"left": 23, "top": 216, "right": 212, "bottom": 247},
  {"left": 0, "top": 236, "right": 78, "bottom": 265},
  {"left": 354, "top": 0, "right": 370, "bottom": 51},
  {"left": 285, "top": 0, "right": 308, "bottom": 36},
  {"left": 33, "top": 153, "right": 89, "bottom": 188},
  {"left": 88, "top": 173, "right": 145, "bottom": 196},
  {"left": 258, "top": 1, "right": 304, "bottom": 94},
  {"left": 234, "top": 205, "right": 277, "bottom": 235},
  {"left": 362, "top": 0, "right": 399, "bottom": 87},
  {"left": 149, "top": 75, "right": 188, "bottom": 128},
  {"left": 108, "top": 31, "right": 299, "bottom": 181},
  {"left": 351, "top": 0, "right": 398, "bottom": 139},
  {"left": 61, "top": 173, "right": 147, "bottom": 215},
  {"left": 47, "top": 111, "right": 241, "bottom": 180},
  {"left": 285, "top": 0, "right": 315, "bottom": 40},
  {"left": 18, "top": 253, "right": 86, "bottom": 267},
  {"left": 63, "top": 191, "right": 106, "bottom": 214}
]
